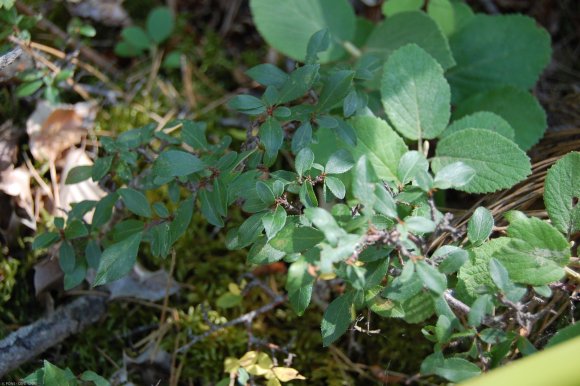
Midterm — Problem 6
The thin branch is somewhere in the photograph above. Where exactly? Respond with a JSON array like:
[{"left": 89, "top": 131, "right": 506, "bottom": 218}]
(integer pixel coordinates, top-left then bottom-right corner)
[{"left": 177, "top": 294, "right": 287, "bottom": 353}]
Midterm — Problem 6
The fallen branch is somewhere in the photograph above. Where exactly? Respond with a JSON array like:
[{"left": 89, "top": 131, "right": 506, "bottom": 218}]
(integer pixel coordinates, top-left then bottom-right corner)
[
  {"left": 0, "top": 295, "right": 107, "bottom": 377},
  {"left": 177, "top": 294, "right": 287, "bottom": 354}
]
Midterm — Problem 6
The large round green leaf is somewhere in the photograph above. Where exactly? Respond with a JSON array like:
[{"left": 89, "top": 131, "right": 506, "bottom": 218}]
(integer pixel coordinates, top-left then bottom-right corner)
[
  {"left": 454, "top": 86, "right": 547, "bottom": 151},
  {"left": 250, "top": 0, "right": 356, "bottom": 63},
  {"left": 448, "top": 14, "right": 551, "bottom": 101},
  {"left": 431, "top": 129, "right": 531, "bottom": 193},
  {"left": 544, "top": 152, "right": 580, "bottom": 235},
  {"left": 381, "top": 44, "right": 451, "bottom": 140},
  {"left": 366, "top": 11, "right": 455, "bottom": 70}
]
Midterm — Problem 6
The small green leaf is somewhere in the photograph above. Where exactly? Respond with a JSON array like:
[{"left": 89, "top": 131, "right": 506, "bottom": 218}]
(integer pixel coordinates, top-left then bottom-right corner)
[
  {"left": 114, "top": 41, "right": 142, "bottom": 57},
  {"left": 468, "top": 294, "right": 493, "bottom": 327},
  {"left": 435, "top": 315, "right": 453, "bottom": 343},
  {"left": 92, "top": 156, "right": 113, "bottom": 181},
  {"left": 216, "top": 292, "right": 243, "bottom": 308},
  {"left": 65, "top": 165, "right": 92, "bottom": 184},
  {"left": 262, "top": 206, "right": 287, "bottom": 239},
  {"left": 467, "top": 207, "right": 494, "bottom": 245},
  {"left": 291, "top": 121, "right": 312, "bottom": 153},
  {"left": 433, "top": 162, "right": 476, "bottom": 190},
  {"left": 382, "top": 44, "right": 450, "bottom": 140},
  {"left": 93, "top": 232, "right": 142, "bottom": 286},
  {"left": 317, "top": 70, "right": 354, "bottom": 111},
  {"left": 299, "top": 182, "right": 318, "bottom": 208},
  {"left": 352, "top": 155, "right": 378, "bottom": 208},
  {"left": 397, "top": 151, "right": 429, "bottom": 185},
  {"left": 517, "top": 336, "right": 538, "bottom": 356},
  {"left": 260, "top": 118, "right": 284, "bottom": 165},
  {"left": 153, "top": 150, "right": 205, "bottom": 177},
  {"left": 325, "top": 149, "right": 354, "bottom": 175},
  {"left": 373, "top": 184, "right": 397, "bottom": 218},
  {"left": 121, "top": 26, "right": 151, "bottom": 50},
  {"left": 118, "top": 188, "right": 152, "bottom": 218},
  {"left": 92, "top": 193, "right": 118, "bottom": 228},
  {"left": 32, "top": 232, "right": 60, "bottom": 250},
  {"left": 42, "top": 361, "right": 76, "bottom": 386},
  {"left": 384, "top": 263, "right": 422, "bottom": 302},
  {"left": 246, "top": 64, "right": 288, "bottom": 87},
  {"left": 427, "top": 0, "right": 455, "bottom": 36},
  {"left": 146, "top": 7, "right": 174, "bottom": 44},
  {"left": 169, "top": 196, "right": 195, "bottom": 243},
  {"left": 270, "top": 225, "right": 324, "bottom": 254},
  {"left": 431, "top": 129, "right": 531, "bottom": 193},
  {"left": 416, "top": 261, "right": 447, "bottom": 295},
  {"left": 81, "top": 371, "right": 111, "bottom": 386},
  {"left": 489, "top": 258, "right": 527, "bottom": 302},
  {"left": 248, "top": 236, "right": 286, "bottom": 264},
  {"left": 68, "top": 201, "right": 97, "bottom": 221},
  {"left": 546, "top": 323, "right": 580, "bottom": 348},
  {"left": 321, "top": 292, "right": 354, "bottom": 347},
  {"left": 286, "top": 257, "right": 315, "bottom": 315},
  {"left": 256, "top": 181, "right": 276, "bottom": 205},
  {"left": 181, "top": 121, "right": 208, "bottom": 150},
  {"left": 199, "top": 189, "right": 225, "bottom": 227},
  {"left": 295, "top": 148, "right": 314, "bottom": 178},
  {"left": 305, "top": 28, "right": 331, "bottom": 64},
  {"left": 16, "top": 80, "right": 43, "bottom": 97},
  {"left": 305, "top": 207, "right": 345, "bottom": 246},
  {"left": 434, "top": 246, "right": 468, "bottom": 274},
  {"left": 112, "top": 219, "right": 144, "bottom": 242},
  {"left": 150, "top": 222, "right": 171, "bottom": 258},
  {"left": 227, "top": 95, "right": 266, "bottom": 115},
  {"left": 325, "top": 176, "right": 346, "bottom": 199},
  {"left": 435, "top": 357, "right": 481, "bottom": 383},
  {"left": 85, "top": 240, "right": 101, "bottom": 269},
  {"left": 544, "top": 152, "right": 580, "bottom": 235},
  {"left": 64, "top": 259, "right": 87, "bottom": 290},
  {"left": 64, "top": 219, "right": 89, "bottom": 240},
  {"left": 59, "top": 241, "right": 76, "bottom": 274},
  {"left": 405, "top": 216, "right": 436, "bottom": 234},
  {"left": 276, "top": 64, "right": 320, "bottom": 104}
]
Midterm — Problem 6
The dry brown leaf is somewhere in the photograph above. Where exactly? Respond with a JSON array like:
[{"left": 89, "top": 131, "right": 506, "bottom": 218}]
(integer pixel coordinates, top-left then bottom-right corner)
[
  {"left": 67, "top": 0, "right": 130, "bottom": 27},
  {"left": 0, "top": 120, "right": 21, "bottom": 170},
  {"left": 59, "top": 148, "right": 106, "bottom": 220},
  {"left": 26, "top": 101, "right": 97, "bottom": 162},
  {"left": 105, "top": 264, "right": 180, "bottom": 301},
  {"left": 33, "top": 257, "right": 64, "bottom": 298},
  {"left": 0, "top": 165, "right": 34, "bottom": 229}
]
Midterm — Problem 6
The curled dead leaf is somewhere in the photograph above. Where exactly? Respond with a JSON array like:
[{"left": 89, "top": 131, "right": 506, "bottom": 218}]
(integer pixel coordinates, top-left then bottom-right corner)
[
  {"left": 67, "top": 0, "right": 130, "bottom": 27},
  {"left": 27, "top": 101, "right": 97, "bottom": 162},
  {"left": 104, "top": 264, "right": 180, "bottom": 301}
]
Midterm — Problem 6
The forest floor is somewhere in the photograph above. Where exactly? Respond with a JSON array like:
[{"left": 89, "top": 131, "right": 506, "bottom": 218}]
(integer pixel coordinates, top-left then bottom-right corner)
[{"left": 0, "top": 0, "right": 578, "bottom": 385}]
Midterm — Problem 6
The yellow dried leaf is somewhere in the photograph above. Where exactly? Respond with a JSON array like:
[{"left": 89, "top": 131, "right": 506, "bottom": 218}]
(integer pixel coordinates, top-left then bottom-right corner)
[
  {"left": 239, "top": 351, "right": 258, "bottom": 367},
  {"left": 267, "top": 378, "right": 282, "bottom": 386},
  {"left": 224, "top": 357, "right": 240, "bottom": 373},
  {"left": 228, "top": 282, "right": 241, "bottom": 295},
  {"left": 272, "top": 367, "right": 306, "bottom": 382}
]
